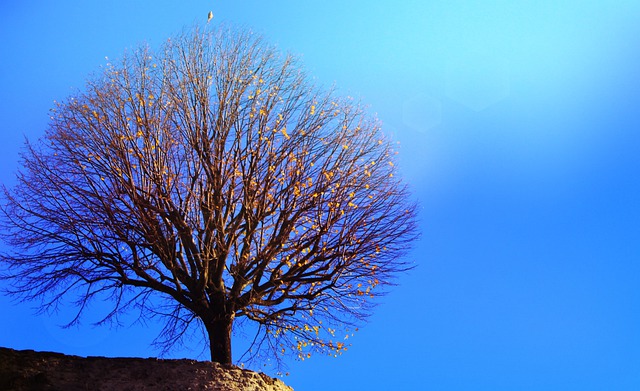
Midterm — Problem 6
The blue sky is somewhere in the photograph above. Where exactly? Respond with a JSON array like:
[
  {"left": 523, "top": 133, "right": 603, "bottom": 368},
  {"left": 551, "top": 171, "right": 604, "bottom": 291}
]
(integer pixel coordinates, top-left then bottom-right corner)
[{"left": 1, "top": 1, "right": 640, "bottom": 390}]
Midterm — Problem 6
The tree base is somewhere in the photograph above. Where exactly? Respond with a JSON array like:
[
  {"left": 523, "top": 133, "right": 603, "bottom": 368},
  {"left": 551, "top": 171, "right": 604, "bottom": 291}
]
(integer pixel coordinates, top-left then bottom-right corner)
[{"left": 0, "top": 347, "right": 293, "bottom": 391}]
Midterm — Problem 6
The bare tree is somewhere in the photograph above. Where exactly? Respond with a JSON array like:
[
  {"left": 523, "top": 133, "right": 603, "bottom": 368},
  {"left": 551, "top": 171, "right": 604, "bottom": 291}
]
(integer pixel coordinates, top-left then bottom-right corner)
[{"left": 0, "top": 26, "right": 418, "bottom": 365}]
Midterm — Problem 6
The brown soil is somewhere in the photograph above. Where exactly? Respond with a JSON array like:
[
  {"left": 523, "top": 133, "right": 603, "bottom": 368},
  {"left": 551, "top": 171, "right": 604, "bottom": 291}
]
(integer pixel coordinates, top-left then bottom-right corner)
[{"left": 0, "top": 347, "right": 294, "bottom": 391}]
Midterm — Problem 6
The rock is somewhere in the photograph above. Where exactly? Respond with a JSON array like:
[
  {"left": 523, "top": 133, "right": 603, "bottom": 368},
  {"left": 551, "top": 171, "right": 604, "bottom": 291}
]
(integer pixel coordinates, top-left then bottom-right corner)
[{"left": 0, "top": 347, "right": 294, "bottom": 391}]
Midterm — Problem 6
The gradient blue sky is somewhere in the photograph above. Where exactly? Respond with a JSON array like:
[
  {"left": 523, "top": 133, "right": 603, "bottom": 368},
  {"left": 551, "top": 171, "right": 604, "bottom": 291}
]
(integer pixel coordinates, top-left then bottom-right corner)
[{"left": 2, "top": 1, "right": 640, "bottom": 390}]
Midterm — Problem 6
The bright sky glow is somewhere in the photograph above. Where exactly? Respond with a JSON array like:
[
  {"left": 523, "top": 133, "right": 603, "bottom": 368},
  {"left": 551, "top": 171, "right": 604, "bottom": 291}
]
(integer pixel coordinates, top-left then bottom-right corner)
[{"left": 1, "top": 1, "right": 640, "bottom": 390}]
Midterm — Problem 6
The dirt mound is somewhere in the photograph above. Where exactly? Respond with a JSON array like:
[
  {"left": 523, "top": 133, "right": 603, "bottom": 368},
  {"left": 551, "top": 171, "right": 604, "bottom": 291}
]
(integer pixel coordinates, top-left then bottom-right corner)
[{"left": 0, "top": 347, "right": 293, "bottom": 391}]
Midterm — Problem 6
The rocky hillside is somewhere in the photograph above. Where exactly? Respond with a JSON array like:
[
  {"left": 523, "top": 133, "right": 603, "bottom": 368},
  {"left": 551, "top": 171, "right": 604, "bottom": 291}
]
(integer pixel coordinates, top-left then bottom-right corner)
[{"left": 0, "top": 347, "right": 293, "bottom": 391}]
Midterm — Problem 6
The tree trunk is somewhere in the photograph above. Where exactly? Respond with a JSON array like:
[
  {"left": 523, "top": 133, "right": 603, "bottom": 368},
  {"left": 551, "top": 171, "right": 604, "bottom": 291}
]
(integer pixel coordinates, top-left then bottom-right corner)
[{"left": 205, "top": 314, "right": 234, "bottom": 365}]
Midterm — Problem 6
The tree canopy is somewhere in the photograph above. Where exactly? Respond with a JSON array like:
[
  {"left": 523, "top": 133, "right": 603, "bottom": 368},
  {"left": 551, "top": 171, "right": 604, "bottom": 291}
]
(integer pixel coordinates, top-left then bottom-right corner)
[{"left": 0, "top": 26, "right": 418, "bottom": 366}]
